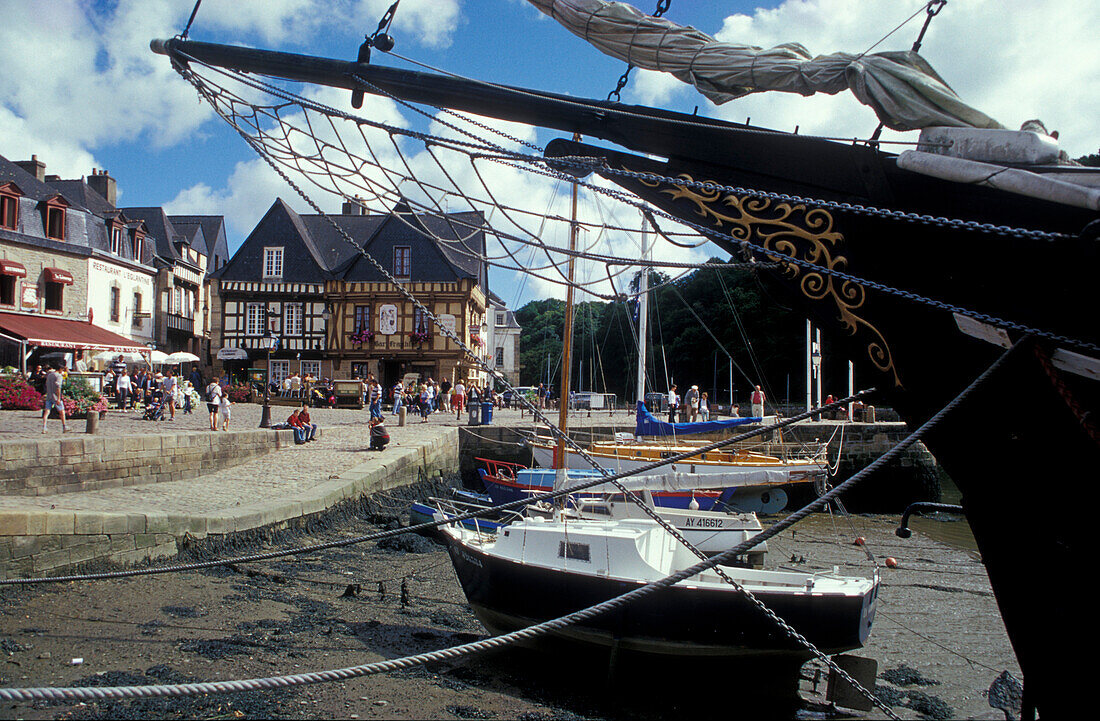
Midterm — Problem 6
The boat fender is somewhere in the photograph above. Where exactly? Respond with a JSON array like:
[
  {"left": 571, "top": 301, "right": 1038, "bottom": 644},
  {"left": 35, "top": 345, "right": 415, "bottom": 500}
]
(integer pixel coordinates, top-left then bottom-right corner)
[
  {"left": 688, "top": 497, "right": 700, "bottom": 511},
  {"left": 885, "top": 557, "right": 899, "bottom": 568},
  {"left": 853, "top": 536, "right": 866, "bottom": 546}
]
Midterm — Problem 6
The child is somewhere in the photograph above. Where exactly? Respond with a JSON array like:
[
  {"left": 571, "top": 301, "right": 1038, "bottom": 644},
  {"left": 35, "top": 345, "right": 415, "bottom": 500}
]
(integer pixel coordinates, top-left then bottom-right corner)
[
  {"left": 369, "top": 416, "right": 389, "bottom": 451},
  {"left": 218, "top": 393, "right": 231, "bottom": 431}
]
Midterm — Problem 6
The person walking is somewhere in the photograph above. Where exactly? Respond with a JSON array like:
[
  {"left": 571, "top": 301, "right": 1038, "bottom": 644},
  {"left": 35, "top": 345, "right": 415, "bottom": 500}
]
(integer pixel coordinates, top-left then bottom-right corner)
[
  {"left": 162, "top": 369, "right": 178, "bottom": 420},
  {"left": 188, "top": 365, "right": 203, "bottom": 392},
  {"left": 40, "top": 364, "right": 67, "bottom": 434},
  {"left": 418, "top": 383, "right": 431, "bottom": 421},
  {"left": 452, "top": 380, "right": 466, "bottom": 417},
  {"left": 751, "top": 385, "right": 766, "bottom": 419},
  {"left": 369, "top": 378, "right": 383, "bottom": 419},
  {"left": 217, "top": 392, "right": 232, "bottom": 431},
  {"left": 392, "top": 380, "right": 404, "bottom": 415},
  {"left": 667, "top": 384, "right": 679, "bottom": 423},
  {"left": 205, "top": 378, "right": 223, "bottom": 430},
  {"left": 698, "top": 392, "right": 710, "bottom": 421},
  {"left": 115, "top": 369, "right": 132, "bottom": 411}
]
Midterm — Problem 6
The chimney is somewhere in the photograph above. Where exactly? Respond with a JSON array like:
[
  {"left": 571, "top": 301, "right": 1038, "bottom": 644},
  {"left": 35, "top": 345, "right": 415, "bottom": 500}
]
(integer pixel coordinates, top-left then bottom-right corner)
[
  {"left": 341, "top": 195, "right": 366, "bottom": 215},
  {"left": 14, "top": 155, "right": 46, "bottom": 182},
  {"left": 87, "top": 168, "right": 117, "bottom": 206}
]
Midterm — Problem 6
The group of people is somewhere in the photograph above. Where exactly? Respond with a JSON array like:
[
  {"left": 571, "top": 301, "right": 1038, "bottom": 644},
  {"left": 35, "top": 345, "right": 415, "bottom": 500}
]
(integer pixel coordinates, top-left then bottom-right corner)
[
  {"left": 661, "top": 383, "right": 769, "bottom": 422},
  {"left": 664, "top": 384, "right": 712, "bottom": 423}
]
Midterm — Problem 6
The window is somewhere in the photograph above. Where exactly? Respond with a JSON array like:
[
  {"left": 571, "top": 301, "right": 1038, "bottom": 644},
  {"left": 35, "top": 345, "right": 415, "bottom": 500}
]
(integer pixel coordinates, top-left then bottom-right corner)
[
  {"left": 270, "top": 360, "right": 290, "bottom": 386},
  {"left": 263, "top": 247, "right": 283, "bottom": 279},
  {"left": 0, "top": 184, "right": 19, "bottom": 230},
  {"left": 413, "top": 307, "right": 428, "bottom": 334},
  {"left": 110, "top": 224, "right": 122, "bottom": 255},
  {"left": 558, "top": 542, "right": 591, "bottom": 562},
  {"left": 284, "top": 302, "right": 303, "bottom": 336},
  {"left": 132, "top": 292, "right": 143, "bottom": 328},
  {"left": 394, "top": 246, "right": 411, "bottom": 278},
  {"left": 354, "top": 304, "right": 371, "bottom": 332},
  {"left": 44, "top": 282, "right": 63, "bottom": 312},
  {"left": 301, "top": 360, "right": 320, "bottom": 378},
  {"left": 45, "top": 205, "right": 66, "bottom": 241},
  {"left": 131, "top": 230, "right": 144, "bottom": 260},
  {"left": 496, "top": 312, "right": 506, "bottom": 326},
  {"left": 110, "top": 286, "right": 120, "bottom": 322},
  {"left": 247, "top": 302, "right": 266, "bottom": 336},
  {"left": 1, "top": 275, "right": 14, "bottom": 306},
  {"left": 495, "top": 347, "right": 504, "bottom": 368}
]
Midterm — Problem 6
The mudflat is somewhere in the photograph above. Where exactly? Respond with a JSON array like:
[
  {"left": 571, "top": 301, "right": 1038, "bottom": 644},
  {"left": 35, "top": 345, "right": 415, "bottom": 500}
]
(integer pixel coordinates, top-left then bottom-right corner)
[{"left": 0, "top": 500, "right": 1018, "bottom": 720}]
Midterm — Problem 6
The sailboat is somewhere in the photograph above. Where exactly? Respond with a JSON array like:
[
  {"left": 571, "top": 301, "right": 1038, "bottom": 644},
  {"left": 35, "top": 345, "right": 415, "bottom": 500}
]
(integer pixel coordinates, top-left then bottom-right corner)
[{"left": 150, "top": 0, "right": 1097, "bottom": 708}]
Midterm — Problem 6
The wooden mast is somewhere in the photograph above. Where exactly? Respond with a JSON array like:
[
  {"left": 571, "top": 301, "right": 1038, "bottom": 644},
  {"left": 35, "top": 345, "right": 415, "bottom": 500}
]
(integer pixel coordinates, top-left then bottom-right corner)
[{"left": 553, "top": 133, "right": 582, "bottom": 474}]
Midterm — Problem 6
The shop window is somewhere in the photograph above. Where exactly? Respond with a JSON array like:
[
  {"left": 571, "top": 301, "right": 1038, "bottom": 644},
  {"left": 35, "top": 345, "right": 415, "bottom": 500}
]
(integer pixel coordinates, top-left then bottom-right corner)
[
  {"left": 301, "top": 360, "right": 321, "bottom": 379},
  {"left": 44, "top": 282, "right": 63, "bottom": 312},
  {"left": 270, "top": 360, "right": 290, "bottom": 386},
  {"left": 0, "top": 275, "right": 14, "bottom": 306}
]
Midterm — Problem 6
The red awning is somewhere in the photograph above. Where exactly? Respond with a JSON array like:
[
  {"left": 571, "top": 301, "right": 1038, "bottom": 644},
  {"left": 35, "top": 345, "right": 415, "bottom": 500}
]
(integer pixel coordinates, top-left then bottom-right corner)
[
  {"left": 43, "top": 267, "right": 74, "bottom": 285},
  {"left": 0, "top": 260, "right": 26, "bottom": 278},
  {"left": 0, "top": 311, "right": 147, "bottom": 353}
]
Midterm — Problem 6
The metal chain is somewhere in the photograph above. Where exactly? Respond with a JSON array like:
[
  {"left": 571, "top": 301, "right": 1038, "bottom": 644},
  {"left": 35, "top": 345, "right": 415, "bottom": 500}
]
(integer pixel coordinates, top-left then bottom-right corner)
[
  {"left": 606, "top": 0, "right": 673, "bottom": 102},
  {"left": 1, "top": 342, "right": 1016, "bottom": 710}
]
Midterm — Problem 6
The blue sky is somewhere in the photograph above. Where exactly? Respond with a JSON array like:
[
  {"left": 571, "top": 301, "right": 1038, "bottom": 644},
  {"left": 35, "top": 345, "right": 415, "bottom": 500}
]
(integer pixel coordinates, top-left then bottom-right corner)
[{"left": 2, "top": 0, "right": 1097, "bottom": 308}]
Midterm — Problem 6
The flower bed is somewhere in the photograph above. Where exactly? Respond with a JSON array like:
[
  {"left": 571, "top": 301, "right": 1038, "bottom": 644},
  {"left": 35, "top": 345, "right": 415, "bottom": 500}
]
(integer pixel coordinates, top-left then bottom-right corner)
[{"left": 0, "top": 375, "right": 108, "bottom": 417}]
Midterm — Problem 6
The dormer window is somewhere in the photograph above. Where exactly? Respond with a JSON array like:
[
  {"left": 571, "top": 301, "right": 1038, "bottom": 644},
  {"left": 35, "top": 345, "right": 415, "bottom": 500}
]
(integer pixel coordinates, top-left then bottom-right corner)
[
  {"left": 263, "top": 247, "right": 283, "bottom": 279},
  {"left": 43, "top": 195, "right": 69, "bottom": 241},
  {"left": 131, "top": 229, "right": 145, "bottom": 260},
  {"left": 110, "top": 223, "right": 123, "bottom": 255},
  {"left": 394, "top": 246, "right": 411, "bottom": 279},
  {"left": 0, "top": 182, "right": 22, "bottom": 231}
]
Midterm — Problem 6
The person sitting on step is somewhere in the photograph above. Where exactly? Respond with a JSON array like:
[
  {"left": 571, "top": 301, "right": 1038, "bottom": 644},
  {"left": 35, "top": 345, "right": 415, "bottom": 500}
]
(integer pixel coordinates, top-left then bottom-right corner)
[{"left": 369, "top": 415, "right": 390, "bottom": 451}]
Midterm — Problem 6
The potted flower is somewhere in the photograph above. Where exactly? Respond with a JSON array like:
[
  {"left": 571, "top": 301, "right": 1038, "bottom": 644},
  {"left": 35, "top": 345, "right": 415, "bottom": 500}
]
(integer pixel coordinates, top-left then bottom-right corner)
[
  {"left": 408, "top": 330, "right": 430, "bottom": 345},
  {"left": 470, "top": 335, "right": 484, "bottom": 349},
  {"left": 349, "top": 328, "right": 375, "bottom": 346}
]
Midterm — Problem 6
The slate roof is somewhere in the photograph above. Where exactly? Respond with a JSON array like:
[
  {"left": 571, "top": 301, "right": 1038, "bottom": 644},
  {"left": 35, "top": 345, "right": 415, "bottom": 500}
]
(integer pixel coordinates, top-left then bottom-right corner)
[
  {"left": 120, "top": 207, "right": 194, "bottom": 268},
  {"left": 46, "top": 179, "right": 116, "bottom": 218},
  {"left": 0, "top": 154, "right": 80, "bottom": 206},
  {"left": 219, "top": 198, "right": 489, "bottom": 291},
  {"left": 169, "top": 215, "right": 231, "bottom": 270}
]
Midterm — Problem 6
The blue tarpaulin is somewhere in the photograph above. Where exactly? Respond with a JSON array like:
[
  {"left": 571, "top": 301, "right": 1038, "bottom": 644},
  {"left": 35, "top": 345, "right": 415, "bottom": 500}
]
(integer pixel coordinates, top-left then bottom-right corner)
[{"left": 635, "top": 401, "right": 760, "bottom": 437}]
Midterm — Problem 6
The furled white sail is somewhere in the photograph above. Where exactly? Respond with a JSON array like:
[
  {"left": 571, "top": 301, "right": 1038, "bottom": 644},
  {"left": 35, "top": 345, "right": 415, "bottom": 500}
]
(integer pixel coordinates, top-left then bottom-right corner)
[{"left": 528, "top": 0, "right": 1002, "bottom": 131}]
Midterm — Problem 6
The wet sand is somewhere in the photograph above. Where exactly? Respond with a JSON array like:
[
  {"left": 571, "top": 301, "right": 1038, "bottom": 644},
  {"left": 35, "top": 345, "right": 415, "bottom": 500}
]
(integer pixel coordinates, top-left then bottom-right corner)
[{"left": 0, "top": 497, "right": 1017, "bottom": 720}]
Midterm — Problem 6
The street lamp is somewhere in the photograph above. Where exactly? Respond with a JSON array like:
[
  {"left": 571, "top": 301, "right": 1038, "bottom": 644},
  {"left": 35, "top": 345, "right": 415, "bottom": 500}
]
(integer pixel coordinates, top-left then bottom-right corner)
[{"left": 258, "top": 326, "right": 278, "bottom": 428}]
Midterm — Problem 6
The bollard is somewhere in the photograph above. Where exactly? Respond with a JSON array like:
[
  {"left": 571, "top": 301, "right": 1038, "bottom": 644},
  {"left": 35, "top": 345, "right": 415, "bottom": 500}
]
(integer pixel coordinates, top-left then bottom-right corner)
[
  {"left": 398, "top": 405, "right": 407, "bottom": 427},
  {"left": 85, "top": 411, "right": 99, "bottom": 434}
]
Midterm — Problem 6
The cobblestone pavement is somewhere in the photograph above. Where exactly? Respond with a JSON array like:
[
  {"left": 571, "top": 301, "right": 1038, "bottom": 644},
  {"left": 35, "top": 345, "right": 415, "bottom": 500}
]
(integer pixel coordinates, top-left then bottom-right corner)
[{"left": 0, "top": 404, "right": 633, "bottom": 518}]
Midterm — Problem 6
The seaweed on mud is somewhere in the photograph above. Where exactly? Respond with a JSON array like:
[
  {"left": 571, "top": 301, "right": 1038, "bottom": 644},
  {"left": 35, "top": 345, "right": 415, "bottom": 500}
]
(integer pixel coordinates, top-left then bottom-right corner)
[
  {"left": 376, "top": 533, "right": 438, "bottom": 554},
  {"left": 874, "top": 685, "right": 907, "bottom": 707},
  {"left": 178, "top": 634, "right": 269, "bottom": 660},
  {"left": 447, "top": 704, "right": 497, "bottom": 719},
  {"left": 881, "top": 664, "right": 939, "bottom": 686},
  {"left": 1, "top": 638, "right": 30, "bottom": 653},
  {"left": 160, "top": 605, "right": 203, "bottom": 619},
  {"left": 139, "top": 620, "right": 166, "bottom": 636},
  {"left": 904, "top": 689, "right": 954, "bottom": 719},
  {"left": 33, "top": 665, "right": 292, "bottom": 720}
]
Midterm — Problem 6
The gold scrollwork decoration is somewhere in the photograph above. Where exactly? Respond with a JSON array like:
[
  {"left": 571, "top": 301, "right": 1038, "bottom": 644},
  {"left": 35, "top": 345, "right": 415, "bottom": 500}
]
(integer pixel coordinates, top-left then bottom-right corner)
[{"left": 641, "top": 173, "right": 901, "bottom": 387}]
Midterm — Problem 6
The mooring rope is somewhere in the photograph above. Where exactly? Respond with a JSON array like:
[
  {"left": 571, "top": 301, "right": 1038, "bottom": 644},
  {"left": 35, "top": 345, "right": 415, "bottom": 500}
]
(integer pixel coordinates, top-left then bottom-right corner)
[{"left": 0, "top": 343, "right": 1018, "bottom": 709}]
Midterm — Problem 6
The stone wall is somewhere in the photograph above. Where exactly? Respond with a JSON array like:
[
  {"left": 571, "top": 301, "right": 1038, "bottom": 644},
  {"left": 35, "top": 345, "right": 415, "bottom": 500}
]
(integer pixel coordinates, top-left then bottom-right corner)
[
  {"left": 0, "top": 427, "right": 456, "bottom": 578},
  {"left": 0, "top": 429, "right": 298, "bottom": 497}
]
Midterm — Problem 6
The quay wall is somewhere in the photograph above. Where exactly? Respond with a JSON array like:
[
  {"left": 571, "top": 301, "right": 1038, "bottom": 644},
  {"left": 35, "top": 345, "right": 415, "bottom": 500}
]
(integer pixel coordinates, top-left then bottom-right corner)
[
  {"left": 0, "top": 430, "right": 299, "bottom": 498},
  {"left": 0, "top": 428, "right": 460, "bottom": 579}
]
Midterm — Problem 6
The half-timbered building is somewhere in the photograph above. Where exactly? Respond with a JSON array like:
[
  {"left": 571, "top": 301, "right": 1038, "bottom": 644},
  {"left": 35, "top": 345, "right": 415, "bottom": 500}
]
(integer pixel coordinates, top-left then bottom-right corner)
[{"left": 212, "top": 198, "right": 491, "bottom": 391}]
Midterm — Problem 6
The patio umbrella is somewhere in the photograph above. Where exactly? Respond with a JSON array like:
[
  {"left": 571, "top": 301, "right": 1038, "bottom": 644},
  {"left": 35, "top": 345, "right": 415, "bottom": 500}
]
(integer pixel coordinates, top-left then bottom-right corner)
[
  {"left": 148, "top": 350, "right": 169, "bottom": 365},
  {"left": 164, "top": 351, "right": 200, "bottom": 365}
]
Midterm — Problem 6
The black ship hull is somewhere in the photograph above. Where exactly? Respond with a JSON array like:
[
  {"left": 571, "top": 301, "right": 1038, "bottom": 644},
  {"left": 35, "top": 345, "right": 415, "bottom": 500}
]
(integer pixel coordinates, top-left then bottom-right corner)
[{"left": 444, "top": 533, "right": 876, "bottom": 658}]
